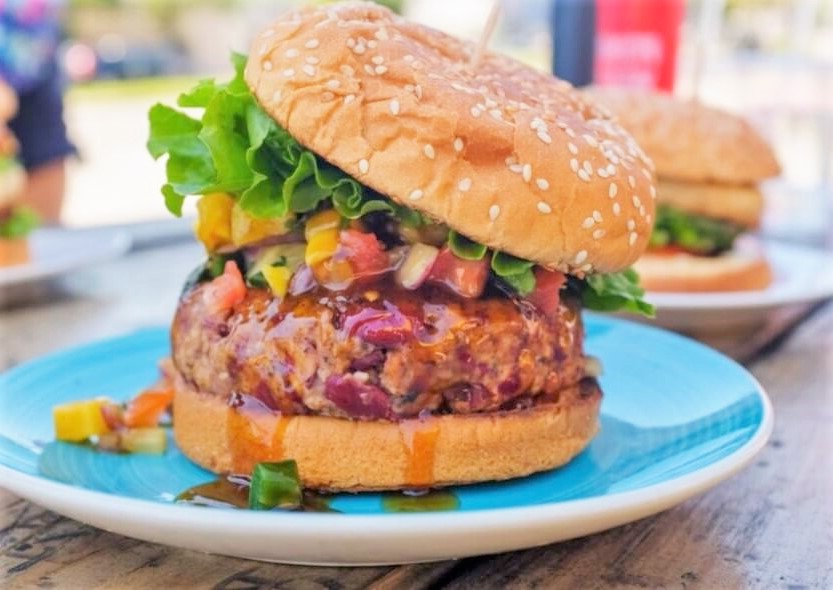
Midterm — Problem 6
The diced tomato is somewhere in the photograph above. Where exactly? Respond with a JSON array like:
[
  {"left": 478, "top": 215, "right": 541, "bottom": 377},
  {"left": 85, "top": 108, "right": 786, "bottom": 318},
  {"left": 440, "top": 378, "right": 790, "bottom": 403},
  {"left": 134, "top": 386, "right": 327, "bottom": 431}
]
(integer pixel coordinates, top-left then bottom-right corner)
[
  {"left": 203, "top": 260, "right": 246, "bottom": 313},
  {"left": 526, "top": 268, "right": 566, "bottom": 317},
  {"left": 338, "top": 229, "right": 390, "bottom": 278},
  {"left": 123, "top": 388, "right": 174, "bottom": 428},
  {"left": 427, "top": 247, "right": 489, "bottom": 298}
]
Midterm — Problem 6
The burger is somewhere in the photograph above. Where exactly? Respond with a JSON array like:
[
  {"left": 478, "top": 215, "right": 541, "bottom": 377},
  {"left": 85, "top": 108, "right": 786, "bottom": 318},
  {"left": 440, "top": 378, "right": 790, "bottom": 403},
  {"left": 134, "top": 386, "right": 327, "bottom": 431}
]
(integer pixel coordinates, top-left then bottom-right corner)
[
  {"left": 586, "top": 87, "right": 780, "bottom": 292},
  {"left": 0, "top": 81, "right": 36, "bottom": 267},
  {"left": 148, "top": 2, "right": 655, "bottom": 491}
]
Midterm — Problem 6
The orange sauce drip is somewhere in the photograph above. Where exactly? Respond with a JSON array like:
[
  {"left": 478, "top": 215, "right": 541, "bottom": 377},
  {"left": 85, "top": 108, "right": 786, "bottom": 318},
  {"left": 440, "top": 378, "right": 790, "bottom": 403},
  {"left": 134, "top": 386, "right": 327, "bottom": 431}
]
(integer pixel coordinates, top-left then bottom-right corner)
[
  {"left": 227, "top": 401, "right": 290, "bottom": 473},
  {"left": 271, "top": 416, "right": 291, "bottom": 460},
  {"left": 403, "top": 423, "right": 440, "bottom": 487}
]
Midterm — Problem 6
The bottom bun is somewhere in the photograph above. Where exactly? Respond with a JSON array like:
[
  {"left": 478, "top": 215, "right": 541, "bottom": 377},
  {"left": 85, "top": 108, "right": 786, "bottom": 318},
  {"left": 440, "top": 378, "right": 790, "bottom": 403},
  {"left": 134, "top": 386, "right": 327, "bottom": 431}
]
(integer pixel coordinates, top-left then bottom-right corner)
[
  {"left": 0, "top": 238, "right": 29, "bottom": 267},
  {"left": 172, "top": 369, "right": 602, "bottom": 491},
  {"left": 635, "top": 246, "right": 772, "bottom": 292}
]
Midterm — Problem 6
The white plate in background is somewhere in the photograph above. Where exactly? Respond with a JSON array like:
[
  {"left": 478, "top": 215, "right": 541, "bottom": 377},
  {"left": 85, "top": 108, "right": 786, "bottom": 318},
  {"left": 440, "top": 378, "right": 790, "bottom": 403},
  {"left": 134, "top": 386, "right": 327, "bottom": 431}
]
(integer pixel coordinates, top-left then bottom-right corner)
[{"left": 645, "top": 241, "right": 833, "bottom": 331}]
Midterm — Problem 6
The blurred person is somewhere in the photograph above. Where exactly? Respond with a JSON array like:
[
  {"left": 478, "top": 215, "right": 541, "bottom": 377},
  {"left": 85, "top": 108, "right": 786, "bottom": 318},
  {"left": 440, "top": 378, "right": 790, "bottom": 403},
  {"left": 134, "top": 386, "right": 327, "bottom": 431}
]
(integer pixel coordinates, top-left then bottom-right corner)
[{"left": 1, "top": 0, "right": 75, "bottom": 223}]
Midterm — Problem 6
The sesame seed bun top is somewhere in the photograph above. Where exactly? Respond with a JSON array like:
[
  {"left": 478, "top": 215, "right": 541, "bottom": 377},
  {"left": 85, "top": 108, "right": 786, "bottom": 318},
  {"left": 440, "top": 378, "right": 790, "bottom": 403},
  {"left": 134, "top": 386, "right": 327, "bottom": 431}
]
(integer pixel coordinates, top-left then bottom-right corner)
[
  {"left": 584, "top": 86, "right": 781, "bottom": 186},
  {"left": 245, "top": 2, "right": 657, "bottom": 274}
]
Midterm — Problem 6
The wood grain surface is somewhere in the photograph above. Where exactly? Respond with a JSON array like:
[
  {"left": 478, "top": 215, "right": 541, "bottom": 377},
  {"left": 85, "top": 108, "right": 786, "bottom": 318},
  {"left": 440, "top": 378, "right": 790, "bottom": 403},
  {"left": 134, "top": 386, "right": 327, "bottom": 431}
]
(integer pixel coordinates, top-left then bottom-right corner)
[{"left": 1, "top": 243, "right": 831, "bottom": 589}]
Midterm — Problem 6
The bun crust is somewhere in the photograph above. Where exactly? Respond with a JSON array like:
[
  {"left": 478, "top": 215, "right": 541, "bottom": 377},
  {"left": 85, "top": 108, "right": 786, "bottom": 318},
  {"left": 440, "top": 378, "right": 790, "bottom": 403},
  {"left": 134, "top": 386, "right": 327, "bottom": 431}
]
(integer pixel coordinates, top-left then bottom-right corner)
[
  {"left": 658, "top": 180, "right": 763, "bottom": 228},
  {"left": 172, "top": 369, "right": 602, "bottom": 491},
  {"left": 585, "top": 87, "right": 781, "bottom": 185},
  {"left": 635, "top": 248, "right": 772, "bottom": 292},
  {"left": 244, "top": 2, "right": 656, "bottom": 275}
]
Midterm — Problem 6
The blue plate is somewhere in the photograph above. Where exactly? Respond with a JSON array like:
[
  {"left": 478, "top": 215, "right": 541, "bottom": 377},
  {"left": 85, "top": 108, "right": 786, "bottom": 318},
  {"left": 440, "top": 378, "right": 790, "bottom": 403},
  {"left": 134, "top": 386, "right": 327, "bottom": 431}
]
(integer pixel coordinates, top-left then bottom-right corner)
[{"left": 0, "top": 316, "right": 772, "bottom": 565}]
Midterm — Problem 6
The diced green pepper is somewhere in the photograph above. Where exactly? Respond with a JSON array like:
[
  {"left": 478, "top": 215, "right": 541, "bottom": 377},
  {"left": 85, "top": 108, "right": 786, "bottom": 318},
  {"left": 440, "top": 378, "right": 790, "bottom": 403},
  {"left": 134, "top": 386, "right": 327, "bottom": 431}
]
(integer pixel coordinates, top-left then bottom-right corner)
[{"left": 248, "top": 460, "right": 303, "bottom": 510}]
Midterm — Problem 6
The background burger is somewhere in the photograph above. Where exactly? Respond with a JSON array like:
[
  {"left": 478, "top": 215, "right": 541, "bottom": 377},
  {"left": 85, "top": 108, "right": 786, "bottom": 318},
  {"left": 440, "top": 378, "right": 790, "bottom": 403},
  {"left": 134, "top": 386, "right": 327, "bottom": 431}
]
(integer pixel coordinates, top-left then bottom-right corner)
[
  {"left": 587, "top": 87, "right": 781, "bottom": 292},
  {"left": 148, "top": 2, "right": 655, "bottom": 491},
  {"left": 0, "top": 80, "right": 37, "bottom": 267}
]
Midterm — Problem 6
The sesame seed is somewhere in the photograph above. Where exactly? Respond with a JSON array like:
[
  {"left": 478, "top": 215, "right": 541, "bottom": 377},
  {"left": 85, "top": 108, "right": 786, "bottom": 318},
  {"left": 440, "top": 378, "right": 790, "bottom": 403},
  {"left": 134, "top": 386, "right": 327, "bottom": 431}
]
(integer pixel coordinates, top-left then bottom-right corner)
[
  {"left": 613, "top": 203, "right": 621, "bottom": 216},
  {"left": 409, "top": 189, "right": 424, "bottom": 201},
  {"left": 302, "top": 64, "right": 316, "bottom": 77},
  {"left": 458, "top": 178, "right": 472, "bottom": 192},
  {"left": 597, "top": 168, "right": 609, "bottom": 178},
  {"left": 593, "top": 210, "right": 602, "bottom": 222},
  {"left": 454, "top": 138, "right": 464, "bottom": 152},
  {"left": 346, "top": 38, "right": 356, "bottom": 48},
  {"left": 575, "top": 250, "right": 588, "bottom": 264},
  {"left": 632, "top": 195, "right": 641, "bottom": 208},
  {"left": 582, "top": 160, "right": 593, "bottom": 175},
  {"left": 582, "top": 217, "right": 595, "bottom": 229},
  {"left": 642, "top": 167, "right": 652, "bottom": 179},
  {"left": 606, "top": 164, "right": 616, "bottom": 175},
  {"left": 353, "top": 44, "right": 366, "bottom": 55},
  {"left": 305, "top": 38, "right": 320, "bottom": 49},
  {"left": 537, "top": 201, "right": 552, "bottom": 214},
  {"left": 646, "top": 214, "right": 653, "bottom": 224},
  {"left": 285, "top": 48, "right": 299, "bottom": 58},
  {"left": 629, "top": 232, "right": 638, "bottom": 246},
  {"left": 509, "top": 164, "right": 523, "bottom": 173},
  {"left": 271, "top": 90, "right": 282, "bottom": 103},
  {"left": 358, "top": 159, "right": 369, "bottom": 174},
  {"left": 583, "top": 134, "right": 598, "bottom": 147},
  {"left": 344, "top": 94, "right": 356, "bottom": 105},
  {"left": 263, "top": 61, "right": 274, "bottom": 71},
  {"left": 375, "top": 65, "right": 388, "bottom": 74},
  {"left": 489, "top": 109, "right": 503, "bottom": 120},
  {"left": 627, "top": 219, "right": 636, "bottom": 231},
  {"left": 568, "top": 143, "right": 578, "bottom": 155},
  {"left": 580, "top": 263, "right": 593, "bottom": 273},
  {"left": 536, "top": 178, "right": 549, "bottom": 190},
  {"left": 628, "top": 175, "right": 636, "bottom": 188},
  {"left": 522, "top": 164, "right": 532, "bottom": 183},
  {"left": 609, "top": 183, "right": 618, "bottom": 198},
  {"left": 578, "top": 170, "right": 591, "bottom": 182},
  {"left": 470, "top": 106, "right": 482, "bottom": 118},
  {"left": 650, "top": 185, "right": 657, "bottom": 199},
  {"left": 258, "top": 43, "right": 270, "bottom": 56},
  {"left": 639, "top": 205, "right": 646, "bottom": 217},
  {"left": 593, "top": 229, "right": 606, "bottom": 240},
  {"left": 414, "top": 85, "right": 423, "bottom": 99},
  {"left": 281, "top": 67, "right": 293, "bottom": 77},
  {"left": 340, "top": 65, "right": 355, "bottom": 76},
  {"left": 372, "top": 55, "right": 384, "bottom": 65},
  {"left": 489, "top": 205, "right": 501, "bottom": 221},
  {"left": 363, "top": 64, "right": 375, "bottom": 76},
  {"left": 565, "top": 128, "right": 576, "bottom": 138},
  {"left": 367, "top": 39, "right": 378, "bottom": 48},
  {"left": 389, "top": 99, "right": 400, "bottom": 115},
  {"left": 423, "top": 144, "right": 435, "bottom": 159},
  {"left": 538, "top": 131, "right": 552, "bottom": 144},
  {"left": 305, "top": 56, "right": 320, "bottom": 65},
  {"left": 570, "top": 159, "right": 579, "bottom": 173},
  {"left": 326, "top": 79, "right": 340, "bottom": 90}
]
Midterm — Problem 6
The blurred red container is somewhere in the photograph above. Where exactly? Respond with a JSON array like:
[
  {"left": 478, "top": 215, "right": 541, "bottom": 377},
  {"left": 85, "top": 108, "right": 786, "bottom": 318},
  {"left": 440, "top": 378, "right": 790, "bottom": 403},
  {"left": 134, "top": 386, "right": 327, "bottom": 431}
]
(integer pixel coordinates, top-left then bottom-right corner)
[{"left": 593, "top": 0, "right": 685, "bottom": 92}]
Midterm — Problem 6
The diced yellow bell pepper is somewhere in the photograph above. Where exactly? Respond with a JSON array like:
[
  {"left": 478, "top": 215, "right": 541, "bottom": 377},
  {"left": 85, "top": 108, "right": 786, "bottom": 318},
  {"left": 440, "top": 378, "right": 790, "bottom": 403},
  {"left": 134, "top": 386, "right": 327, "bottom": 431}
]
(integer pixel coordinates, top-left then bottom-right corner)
[
  {"left": 305, "top": 228, "right": 340, "bottom": 267},
  {"left": 304, "top": 209, "right": 342, "bottom": 241},
  {"left": 262, "top": 265, "right": 292, "bottom": 297},
  {"left": 195, "top": 193, "right": 235, "bottom": 252},
  {"left": 53, "top": 399, "right": 110, "bottom": 442},
  {"left": 231, "top": 204, "right": 290, "bottom": 247}
]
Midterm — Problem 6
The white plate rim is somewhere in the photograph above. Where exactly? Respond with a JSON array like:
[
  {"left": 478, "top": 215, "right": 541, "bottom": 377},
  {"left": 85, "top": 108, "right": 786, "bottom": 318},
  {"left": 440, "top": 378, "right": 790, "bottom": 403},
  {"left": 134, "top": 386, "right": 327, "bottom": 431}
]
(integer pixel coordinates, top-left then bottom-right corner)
[{"left": 0, "top": 228, "right": 132, "bottom": 287}]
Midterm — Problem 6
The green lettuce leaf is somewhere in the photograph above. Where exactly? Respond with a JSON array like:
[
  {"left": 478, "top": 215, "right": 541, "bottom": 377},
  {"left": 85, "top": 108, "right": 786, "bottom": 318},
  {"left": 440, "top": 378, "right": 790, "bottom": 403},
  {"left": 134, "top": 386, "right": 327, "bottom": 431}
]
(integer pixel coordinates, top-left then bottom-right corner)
[
  {"left": 148, "top": 52, "right": 390, "bottom": 220},
  {"left": 650, "top": 204, "right": 744, "bottom": 255},
  {"left": 448, "top": 230, "right": 488, "bottom": 260},
  {"left": 582, "top": 269, "right": 655, "bottom": 317},
  {"left": 0, "top": 206, "right": 39, "bottom": 239}
]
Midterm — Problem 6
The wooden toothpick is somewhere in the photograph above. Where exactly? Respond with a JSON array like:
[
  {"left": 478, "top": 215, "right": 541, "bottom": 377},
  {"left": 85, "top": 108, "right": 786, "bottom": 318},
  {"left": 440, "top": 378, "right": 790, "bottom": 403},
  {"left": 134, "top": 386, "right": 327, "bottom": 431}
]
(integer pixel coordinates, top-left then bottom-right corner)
[{"left": 470, "top": 0, "right": 501, "bottom": 70}]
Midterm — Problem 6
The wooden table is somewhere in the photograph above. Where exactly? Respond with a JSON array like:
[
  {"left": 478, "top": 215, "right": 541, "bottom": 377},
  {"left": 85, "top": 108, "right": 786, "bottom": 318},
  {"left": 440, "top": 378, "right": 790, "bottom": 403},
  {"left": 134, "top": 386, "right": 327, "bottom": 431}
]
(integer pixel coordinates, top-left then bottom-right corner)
[{"left": 2, "top": 241, "right": 831, "bottom": 589}]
